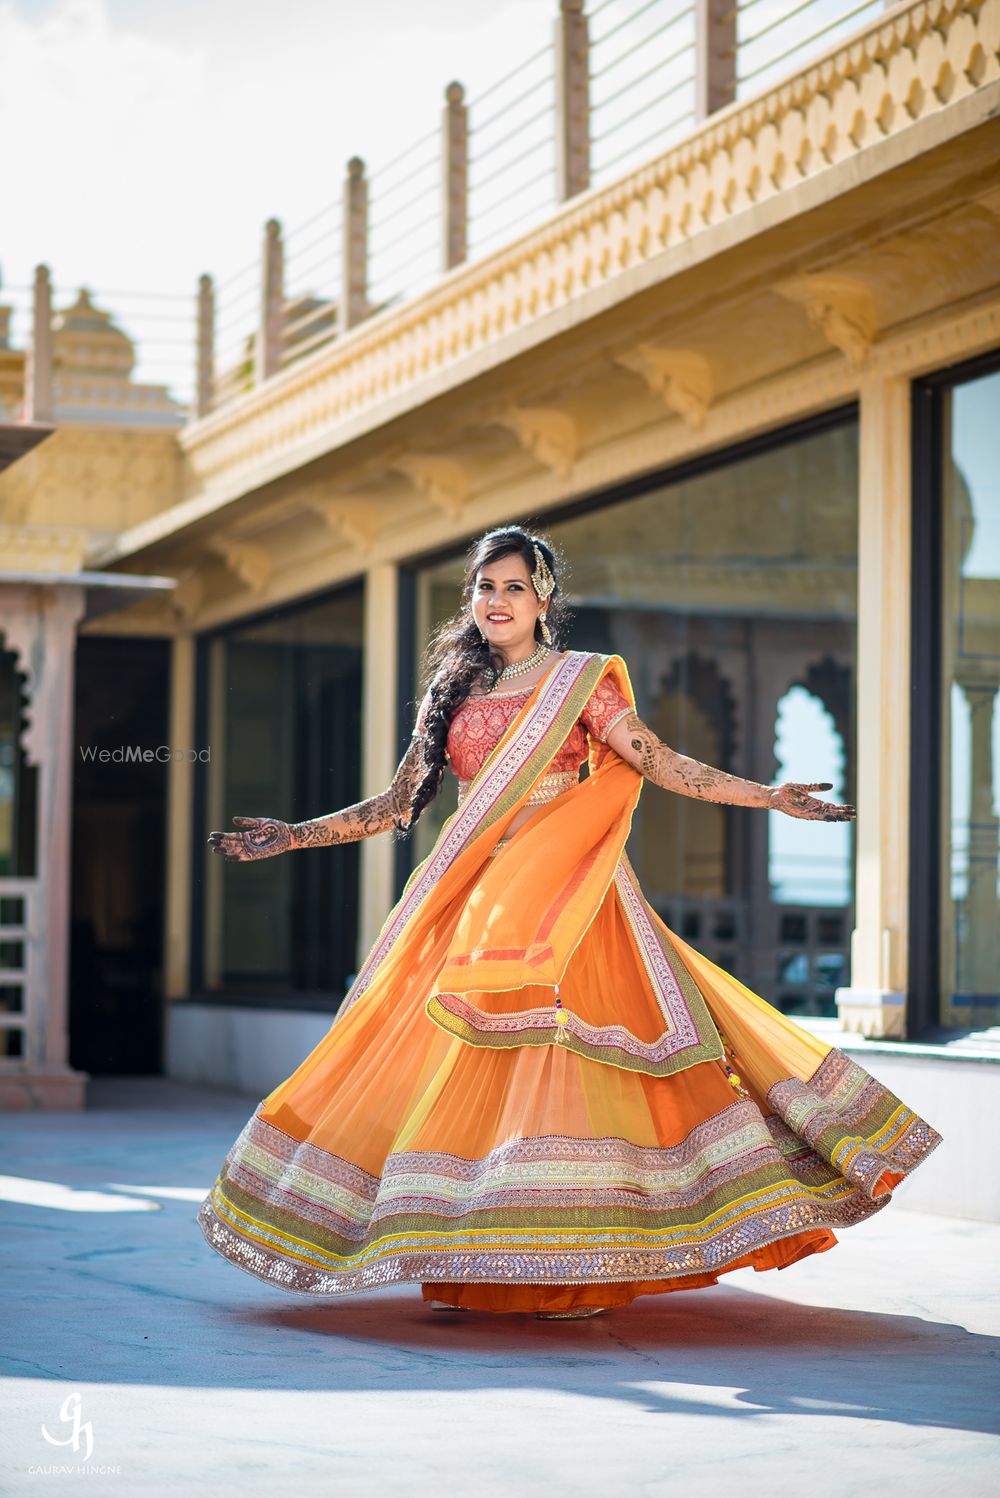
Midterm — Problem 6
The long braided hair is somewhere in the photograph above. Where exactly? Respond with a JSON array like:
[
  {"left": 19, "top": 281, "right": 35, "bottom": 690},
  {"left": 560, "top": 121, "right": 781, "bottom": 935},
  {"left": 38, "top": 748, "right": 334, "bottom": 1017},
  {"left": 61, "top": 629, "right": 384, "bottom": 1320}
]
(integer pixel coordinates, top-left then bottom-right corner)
[{"left": 404, "top": 525, "right": 571, "bottom": 829}]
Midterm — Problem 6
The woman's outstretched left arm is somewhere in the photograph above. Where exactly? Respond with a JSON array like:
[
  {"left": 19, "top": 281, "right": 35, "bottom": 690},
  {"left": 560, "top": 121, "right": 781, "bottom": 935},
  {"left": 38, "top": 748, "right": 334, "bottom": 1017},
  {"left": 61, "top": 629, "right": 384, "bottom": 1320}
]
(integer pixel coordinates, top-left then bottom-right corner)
[{"left": 604, "top": 711, "right": 855, "bottom": 821}]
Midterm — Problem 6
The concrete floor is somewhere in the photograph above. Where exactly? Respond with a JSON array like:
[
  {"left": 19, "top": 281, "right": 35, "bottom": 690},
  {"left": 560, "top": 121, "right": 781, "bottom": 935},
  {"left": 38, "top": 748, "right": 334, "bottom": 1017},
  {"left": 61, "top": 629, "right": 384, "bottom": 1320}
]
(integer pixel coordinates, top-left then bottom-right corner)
[{"left": 3, "top": 1075, "right": 998, "bottom": 1498}]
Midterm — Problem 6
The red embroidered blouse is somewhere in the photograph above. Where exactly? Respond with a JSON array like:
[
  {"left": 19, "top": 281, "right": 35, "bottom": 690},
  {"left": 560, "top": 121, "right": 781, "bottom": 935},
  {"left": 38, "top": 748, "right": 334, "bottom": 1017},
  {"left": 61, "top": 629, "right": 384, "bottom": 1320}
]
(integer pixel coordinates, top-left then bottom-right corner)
[{"left": 436, "top": 671, "right": 632, "bottom": 782}]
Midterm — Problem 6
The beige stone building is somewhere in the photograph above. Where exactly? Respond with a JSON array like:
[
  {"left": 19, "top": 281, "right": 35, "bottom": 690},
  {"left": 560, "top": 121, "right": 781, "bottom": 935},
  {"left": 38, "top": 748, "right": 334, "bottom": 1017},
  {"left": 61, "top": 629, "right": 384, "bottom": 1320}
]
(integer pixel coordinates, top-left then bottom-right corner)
[{"left": 0, "top": 0, "right": 997, "bottom": 1217}]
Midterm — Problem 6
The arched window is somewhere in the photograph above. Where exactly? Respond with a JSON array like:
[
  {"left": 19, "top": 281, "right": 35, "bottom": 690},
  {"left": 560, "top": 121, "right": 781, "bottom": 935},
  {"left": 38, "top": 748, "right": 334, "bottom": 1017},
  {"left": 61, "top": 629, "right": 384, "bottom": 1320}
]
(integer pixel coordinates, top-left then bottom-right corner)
[{"left": 768, "top": 684, "right": 850, "bottom": 906}]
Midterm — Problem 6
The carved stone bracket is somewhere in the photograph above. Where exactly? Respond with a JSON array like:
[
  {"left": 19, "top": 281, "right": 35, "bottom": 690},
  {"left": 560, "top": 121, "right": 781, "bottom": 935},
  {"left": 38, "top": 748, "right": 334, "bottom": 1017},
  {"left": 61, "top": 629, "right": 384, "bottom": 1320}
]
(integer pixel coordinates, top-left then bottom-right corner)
[
  {"left": 307, "top": 495, "right": 379, "bottom": 553},
  {"left": 776, "top": 273, "right": 878, "bottom": 369},
  {"left": 169, "top": 569, "right": 206, "bottom": 623},
  {"left": 391, "top": 454, "right": 469, "bottom": 518},
  {"left": 491, "top": 405, "right": 579, "bottom": 476},
  {"left": 614, "top": 346, "right": 714, "bottom": 429},
  {"left": 207, "top": 538, "right": 272, "bottom": 595}
]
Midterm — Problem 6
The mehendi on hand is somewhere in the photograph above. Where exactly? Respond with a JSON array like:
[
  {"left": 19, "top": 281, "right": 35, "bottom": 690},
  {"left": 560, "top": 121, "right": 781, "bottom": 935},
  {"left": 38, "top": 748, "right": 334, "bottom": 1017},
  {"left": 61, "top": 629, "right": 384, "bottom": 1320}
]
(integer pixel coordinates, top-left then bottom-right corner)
[
  {"left": 605, "top": 712, "right": 856, "bottom": 821},
  {"left": 207, "top": 732, "right": 429, "bottom": 861}
]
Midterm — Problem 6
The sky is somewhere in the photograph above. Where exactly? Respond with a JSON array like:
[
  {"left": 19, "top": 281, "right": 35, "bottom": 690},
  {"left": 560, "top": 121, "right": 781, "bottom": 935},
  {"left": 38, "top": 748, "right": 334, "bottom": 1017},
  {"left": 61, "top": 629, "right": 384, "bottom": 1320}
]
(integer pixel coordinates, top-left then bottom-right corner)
[
  {"left": 0, "top": 0, "right": 556, "bottom": 391},
  {"left": 0, "top": 0, "right": 888, "bottom": 399}
]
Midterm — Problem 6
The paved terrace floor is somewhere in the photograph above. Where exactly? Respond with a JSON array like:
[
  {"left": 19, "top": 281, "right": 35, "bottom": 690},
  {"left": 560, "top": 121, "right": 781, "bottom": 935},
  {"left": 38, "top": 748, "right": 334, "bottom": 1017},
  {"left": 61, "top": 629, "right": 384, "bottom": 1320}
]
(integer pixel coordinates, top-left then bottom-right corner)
[{"left": 3, "top": 1076, "right": 998, "bottom": 1498}]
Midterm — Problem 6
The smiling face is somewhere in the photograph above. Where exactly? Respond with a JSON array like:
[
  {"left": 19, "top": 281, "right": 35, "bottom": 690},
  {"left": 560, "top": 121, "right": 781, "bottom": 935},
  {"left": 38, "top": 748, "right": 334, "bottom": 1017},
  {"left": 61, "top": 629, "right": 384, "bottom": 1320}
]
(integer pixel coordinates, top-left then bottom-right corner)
[{"left": 470, "top": 549, "right": 548, "bottom": 660}]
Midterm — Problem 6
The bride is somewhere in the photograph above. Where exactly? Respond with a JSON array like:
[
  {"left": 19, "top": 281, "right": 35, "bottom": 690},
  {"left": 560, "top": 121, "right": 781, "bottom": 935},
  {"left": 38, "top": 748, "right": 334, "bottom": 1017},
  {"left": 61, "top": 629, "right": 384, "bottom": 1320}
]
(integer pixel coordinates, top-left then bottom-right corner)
[{"left": 199, "top": 523, "right": 942, "bottom": 1319}]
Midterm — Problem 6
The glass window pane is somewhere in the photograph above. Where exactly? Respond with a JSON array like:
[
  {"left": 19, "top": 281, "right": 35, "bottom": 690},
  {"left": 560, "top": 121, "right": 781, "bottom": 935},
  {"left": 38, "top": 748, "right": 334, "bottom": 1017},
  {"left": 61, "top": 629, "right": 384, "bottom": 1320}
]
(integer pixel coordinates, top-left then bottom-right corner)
[
  {"left": 0, "top": 648, "right": 37, "bottom": 878},
  {"left": 411, "top": 419, "right": 858, "bottom": 1017},
  {"left": 941, "top": 367, "right": 1000, "bottom": 1021},
  {"left": 203, "top": 586, "right": 364, "bottom": 1001}
]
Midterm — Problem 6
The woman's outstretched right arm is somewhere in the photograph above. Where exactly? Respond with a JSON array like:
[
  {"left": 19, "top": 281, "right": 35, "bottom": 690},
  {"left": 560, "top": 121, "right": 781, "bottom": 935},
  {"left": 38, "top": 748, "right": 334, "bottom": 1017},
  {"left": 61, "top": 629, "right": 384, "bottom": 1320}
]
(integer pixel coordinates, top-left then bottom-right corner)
[{"left": 207, "top": 695, "right": 432, "bottom": 862}]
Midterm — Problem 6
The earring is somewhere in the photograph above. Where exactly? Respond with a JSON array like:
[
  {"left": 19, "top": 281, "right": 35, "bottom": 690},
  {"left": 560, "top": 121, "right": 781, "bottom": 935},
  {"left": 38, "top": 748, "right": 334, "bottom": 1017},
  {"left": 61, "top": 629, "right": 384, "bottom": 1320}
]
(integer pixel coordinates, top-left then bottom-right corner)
[{"left": 539, "top": 614, "right": 552, "bottom": 645}]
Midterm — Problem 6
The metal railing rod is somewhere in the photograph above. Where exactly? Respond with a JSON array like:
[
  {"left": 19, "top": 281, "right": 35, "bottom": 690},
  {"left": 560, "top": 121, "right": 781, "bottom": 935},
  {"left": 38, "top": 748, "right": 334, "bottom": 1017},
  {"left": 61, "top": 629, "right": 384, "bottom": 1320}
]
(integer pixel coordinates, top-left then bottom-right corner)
[
  {"left": 10, "top": 283, "right": 190, "bottom": 304},
  {"left": 369, "top": 176, "right": 440, "bottom": 233},
  {"left": 474, "top": 164, "right": 555, "bottom": 222},
  {"left": 108, "top": 334, "right": 194, "bottom": 348},
  {"left": 284, "top": 264, "right": 339, "bottom": 296},
  {"left": 281, "top": 303, "right": 335, "bottom": 340},
  {"left": 471, "top": 72, "right": 552, "bottom": 137},
  {"left": 737, "top": 0, "right": 879, "bottom": 81},
  {"left": 471, "top": 133, "right": 555, "bottom": 196},
  {"left": 216, "top": 256, "right": 259, "bottom": 293},
  {"left": 369, "top": 236, "right": 442, "bottom": 274},
  {"left": 592, "top": 71, "right": 694, "bottom": 146},
  {"left": 367, "top": 122, "right": 440, "bottom": 187},
  {"left": 284, "top": 226, "right": 342, "bottom": 267},
  {"left": 468, "top": 101, "right": 554, "bottom": 167},
  {"left": 284, "top": 199, "right": 340, "bottom": 244},
  {"left": 592, "top": 36, "right": 695, "bottom": 112},
  {"left": 368, "top": 150, "right": 440, "bottom": 213},
  {"left": 279, "top": 326, "right": 339, "bottom": 365},
  {"left": 215, "top": 312, "right": 258, "bottom": 343},
  {"left": 740, "top": 0, "right": 839, "bottom": 49},
  {"left": 592, "top": 0, "right": 676, "bottom": 51},
  {"left": 595, "top": 105, "right": 695, "bottom": 173},
  {"left": 469, "top": 194, "right": 555, "bottom": 247},
  {"left": 215, "top": 297, "right": 257, "bottom": 328},
  {"left": 591, "top": 6, "right": 695, "bottom": 80},
  {"left": 469, "top": 40, "right": 553, "bottom": 107},
  {"left": 369, "top": 218, "right": 440, "bottom": 268}
]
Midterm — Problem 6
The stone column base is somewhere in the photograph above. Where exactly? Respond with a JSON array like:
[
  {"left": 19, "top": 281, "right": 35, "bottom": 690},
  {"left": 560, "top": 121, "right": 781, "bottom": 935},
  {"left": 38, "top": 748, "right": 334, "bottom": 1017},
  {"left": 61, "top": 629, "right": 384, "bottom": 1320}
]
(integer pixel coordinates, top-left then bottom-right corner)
[
  {"left": 834, "top": 986, "right": 907, "bottom": 1039},
  {"left": 0, "top": 1065, "right": 90, "bottom": 1110}
]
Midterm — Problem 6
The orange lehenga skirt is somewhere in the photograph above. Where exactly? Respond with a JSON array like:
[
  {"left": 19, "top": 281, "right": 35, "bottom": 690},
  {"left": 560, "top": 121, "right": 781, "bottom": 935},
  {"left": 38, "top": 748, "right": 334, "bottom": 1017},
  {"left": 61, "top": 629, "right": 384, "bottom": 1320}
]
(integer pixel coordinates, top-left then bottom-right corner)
[{"left": 197, "top": 652, "right": 943, "bottom": 1313}]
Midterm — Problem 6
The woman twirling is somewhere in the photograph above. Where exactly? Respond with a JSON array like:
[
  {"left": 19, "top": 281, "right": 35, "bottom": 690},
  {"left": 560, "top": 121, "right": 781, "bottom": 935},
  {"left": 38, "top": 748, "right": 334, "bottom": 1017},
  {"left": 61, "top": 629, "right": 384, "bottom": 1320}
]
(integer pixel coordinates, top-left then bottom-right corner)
[{"left": 198, "top": 524, "right": 942, "bottom": 1319}]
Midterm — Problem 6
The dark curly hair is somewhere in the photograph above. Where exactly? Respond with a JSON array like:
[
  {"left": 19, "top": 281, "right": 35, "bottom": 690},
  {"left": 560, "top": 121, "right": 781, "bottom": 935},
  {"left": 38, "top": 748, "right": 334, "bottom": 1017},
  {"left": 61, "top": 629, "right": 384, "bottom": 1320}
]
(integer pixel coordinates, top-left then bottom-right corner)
[{"left": 404, "top": 524, "right": 571, "bottom": 828}]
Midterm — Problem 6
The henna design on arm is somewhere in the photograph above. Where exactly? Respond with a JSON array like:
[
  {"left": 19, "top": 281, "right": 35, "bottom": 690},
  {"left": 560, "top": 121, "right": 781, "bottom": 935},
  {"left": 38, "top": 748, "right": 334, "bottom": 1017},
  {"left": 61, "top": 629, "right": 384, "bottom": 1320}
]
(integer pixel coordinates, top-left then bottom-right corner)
[
  {"left": 207, "top": 708, "right": 432, "bottom": 862},
  {"left": 605, "top": 712, "right": 856, "bottom": 822},
  {"left": 289, "top": 732, "right": 426, "bottom": 849}
]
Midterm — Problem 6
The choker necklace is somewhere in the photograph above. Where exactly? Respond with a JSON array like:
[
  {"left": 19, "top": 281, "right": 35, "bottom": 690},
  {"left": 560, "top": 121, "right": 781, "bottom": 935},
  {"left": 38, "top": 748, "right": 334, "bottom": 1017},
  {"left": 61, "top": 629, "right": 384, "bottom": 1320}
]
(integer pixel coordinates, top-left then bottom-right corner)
[{"left": 494, "top": 641, "right": 550, "bottom": 686}]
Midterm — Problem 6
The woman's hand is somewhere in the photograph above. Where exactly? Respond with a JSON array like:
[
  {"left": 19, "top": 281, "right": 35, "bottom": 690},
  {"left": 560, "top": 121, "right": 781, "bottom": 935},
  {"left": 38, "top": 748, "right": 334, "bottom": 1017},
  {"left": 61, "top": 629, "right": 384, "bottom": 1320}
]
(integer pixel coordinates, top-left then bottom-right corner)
[
  {"left": 768, "top": 782, "right": 856, "bottom": 821},
  {"left": 207, "top": 816, "right": 295, "bottom": 861}
]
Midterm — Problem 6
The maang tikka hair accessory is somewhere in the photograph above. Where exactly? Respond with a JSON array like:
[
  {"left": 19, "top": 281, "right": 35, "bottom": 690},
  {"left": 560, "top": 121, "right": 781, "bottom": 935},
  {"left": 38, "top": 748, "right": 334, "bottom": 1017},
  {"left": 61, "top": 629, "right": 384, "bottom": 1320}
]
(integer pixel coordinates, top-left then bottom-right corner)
[{"left": 531, "top": 542, "right": 555, "bottom": 645}]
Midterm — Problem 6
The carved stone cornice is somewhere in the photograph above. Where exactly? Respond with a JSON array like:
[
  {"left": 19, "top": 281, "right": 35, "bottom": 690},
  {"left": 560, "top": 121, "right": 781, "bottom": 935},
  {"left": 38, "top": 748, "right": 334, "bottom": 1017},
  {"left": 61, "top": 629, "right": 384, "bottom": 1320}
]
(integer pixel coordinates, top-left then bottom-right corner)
[
  {"left": 776, "top": 274, "right": 879, "bottom": 368},
  {"left": 207, "top": 538, "right": 272, "bottom": 594},
  {"left": 390, "top": 454, "right": 469, "bottom": 518},
  {"left": 307, "top": 495, "right": 379, "bottom": 553},
  {"left": 614, "top": 347, "right": 714, "bottom": 429},
  {"left": 491, "top": 405, "right": 579, "bottom": 476}
]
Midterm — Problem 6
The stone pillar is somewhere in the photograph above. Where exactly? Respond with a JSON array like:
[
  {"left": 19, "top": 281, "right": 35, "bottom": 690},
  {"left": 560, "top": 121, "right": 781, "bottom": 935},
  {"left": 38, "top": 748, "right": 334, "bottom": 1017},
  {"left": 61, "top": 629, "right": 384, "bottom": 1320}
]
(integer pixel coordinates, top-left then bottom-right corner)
[
  {"left": 25, "top": 265, "right": 53, "bottom": 423},
  {"left": 256, "top": 218, "right": 284, "bottom": 383},
  {"left": 342, "top": 158, "right": 369, "bottom": 332},
  {"left": 443, "top": 82, "right": 469, "bottom": 271},
  {"left": 164, "top": 633, "right": 195, "bottom": 999},
  {"left": 195, "top": 274, "right": 215, "bottom": 418},
  {"left": 0, "top": 583, "right": 89, "bottom": 1108},
  {"left": 555, "top": 0, "right": 590, "bottom": 201},
  {"left": 695, "top": 0, "right": 737, "bottom": 121},
  {"left": 835, "top": 375, "right": 911, "bottom": 1038},
  {"left": 358, "top": 563, "right": 398, "bottom": 960}
]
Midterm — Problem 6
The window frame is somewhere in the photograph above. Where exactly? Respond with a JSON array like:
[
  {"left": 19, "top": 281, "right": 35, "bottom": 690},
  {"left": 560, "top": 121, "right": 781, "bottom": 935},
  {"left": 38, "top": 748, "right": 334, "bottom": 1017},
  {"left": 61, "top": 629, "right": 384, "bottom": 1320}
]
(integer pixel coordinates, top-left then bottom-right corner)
[
  {"left": 910, "top": 348, "right": 1000, "bottom": 1036},
  {"left": 190, "top": 576, "right": 366, "bottom": 1007}
]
